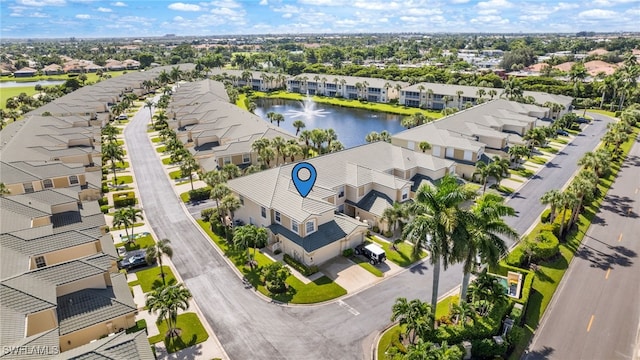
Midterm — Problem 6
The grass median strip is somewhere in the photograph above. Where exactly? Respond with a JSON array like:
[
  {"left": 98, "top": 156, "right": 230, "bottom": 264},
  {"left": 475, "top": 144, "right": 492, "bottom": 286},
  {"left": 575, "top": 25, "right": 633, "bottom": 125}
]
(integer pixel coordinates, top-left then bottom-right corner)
[
  {"left": 148, "top": 313, "right": 209, "bottom": 353},
  {"left": 368, "top": 236, "right": 427, "bottom": 267},
  {"left": 349, "top": 256, "right": 384, "bottom": 277}
]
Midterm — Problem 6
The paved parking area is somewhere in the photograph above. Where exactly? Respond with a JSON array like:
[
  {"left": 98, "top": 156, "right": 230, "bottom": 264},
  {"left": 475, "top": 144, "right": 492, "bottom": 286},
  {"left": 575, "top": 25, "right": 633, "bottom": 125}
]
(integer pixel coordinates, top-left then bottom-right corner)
[{"left": 320, "top": 256, "right": 383, "bottom": 293}]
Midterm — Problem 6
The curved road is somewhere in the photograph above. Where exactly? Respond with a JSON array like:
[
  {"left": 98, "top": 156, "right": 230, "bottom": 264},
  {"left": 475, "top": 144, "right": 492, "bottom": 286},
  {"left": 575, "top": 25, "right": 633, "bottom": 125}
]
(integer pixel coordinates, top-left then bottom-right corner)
[{"left": 123, "top": 106, "right": 613, "bottom": 359}]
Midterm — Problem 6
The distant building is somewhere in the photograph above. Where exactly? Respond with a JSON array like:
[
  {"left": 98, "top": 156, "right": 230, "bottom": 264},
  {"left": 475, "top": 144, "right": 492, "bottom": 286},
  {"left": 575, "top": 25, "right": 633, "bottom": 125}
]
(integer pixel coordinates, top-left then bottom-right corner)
[{"left": 14, "top": 67, "right": 37, "bottom": 77}]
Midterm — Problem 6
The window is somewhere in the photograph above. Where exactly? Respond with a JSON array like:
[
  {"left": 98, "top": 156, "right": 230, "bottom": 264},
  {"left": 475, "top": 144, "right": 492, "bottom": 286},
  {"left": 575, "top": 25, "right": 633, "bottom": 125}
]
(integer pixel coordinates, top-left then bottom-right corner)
[
  {"left": 463, "top": 150, "right": 473, "bottom": 161},
  {"left": 306, "top": 220, "right": 315, "bottom": 234},
  {"left": 432, "top": 146, "right": 441, "bottom": 157},
  {"left": 261, "top": 206, "right": 267, "bottom": 218},
  {"left": 35, "top": 256, "right": 46, "bottom": 268},
  {"left": 291, "top": 220, "right": 299, "bottom": 233},
  {"left": 445, "top": 147, "right": 455, "bottom": 158},
  {"left": 239, "top": 196, "right": 244, "bottom": 205},
  {"left": 42, "top": 179, "right": 53, "bottom": 189},
  {"left": 338, "top": 186, "right": 345, "bottom": 198},
  {"left": 23, "top": 182, "right": 34, "bottom": 193},
  {"left": 275, "top": 211, "right": 281, "bottom": 223},
  {"left": 242, "top": 153, "right": 251, "bottom": 164},
  {"left": 249, "top": 217, "right": 255, "bottom": 225},
  {"left": 69, "top": 175, "right": 79, "bottom": 185},
  {"left": 223, "top": 157, "right": 232, "bottom": 165},
  {"left": 402, "top": 188, "right": 409, "bottom": 201},
  {"left": 338, "top": 204, "right": 345, "bottom": 213},
  {"left": 407, "top": 141, "right": 415, "bottom": 150}
]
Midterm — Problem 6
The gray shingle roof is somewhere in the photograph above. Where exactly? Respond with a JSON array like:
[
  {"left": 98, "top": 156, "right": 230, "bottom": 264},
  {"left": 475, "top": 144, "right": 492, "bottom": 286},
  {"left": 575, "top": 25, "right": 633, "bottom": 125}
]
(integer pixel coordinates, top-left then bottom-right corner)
[
  {"left": 269, "top": 213, "right": 367, "bottom": 252},
  {"left": 57, "top": 273, "right": 136, "bottom": 335},
  {"left": 56, "top": 331, "right": 155, "bottom": 360},
  {"left": 353, "top": 190, "right": 393, "bottom": 217},
  {"left": 0, "top": 328, "right": 59, "bottom": 360}
]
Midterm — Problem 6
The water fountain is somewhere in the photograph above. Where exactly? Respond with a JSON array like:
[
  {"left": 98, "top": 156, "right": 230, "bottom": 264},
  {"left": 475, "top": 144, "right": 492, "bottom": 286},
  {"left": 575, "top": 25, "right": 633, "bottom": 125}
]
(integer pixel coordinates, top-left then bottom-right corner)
[{"left": 284, "top": 91, "right": 330, "bottom": 119}]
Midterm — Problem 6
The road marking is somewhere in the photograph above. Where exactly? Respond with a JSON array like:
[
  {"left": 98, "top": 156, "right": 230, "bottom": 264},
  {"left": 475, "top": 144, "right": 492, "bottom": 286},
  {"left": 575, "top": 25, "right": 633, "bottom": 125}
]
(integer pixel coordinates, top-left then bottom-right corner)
[
  {"left": 618, "top": 233, "right": 623, "bottom": 242},
  {"left": 605, "top": 268, "right": 611, "bottom": 279},
  {"left": 587, "top": 315, "right": 595, "bottom": 332},
  {"left": 337, "top": 300, "right": 359, "bottom": 316}
]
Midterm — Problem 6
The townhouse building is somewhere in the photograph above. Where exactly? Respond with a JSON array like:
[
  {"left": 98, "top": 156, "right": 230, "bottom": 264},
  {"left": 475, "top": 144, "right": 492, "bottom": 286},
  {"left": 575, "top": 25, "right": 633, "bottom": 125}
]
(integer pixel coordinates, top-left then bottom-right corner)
[
  {"left": 227, "top": 141, "right": 455, "bottom": 266},
  {"left": 286, "top": 73, "right": 408, "bottom": 103}
]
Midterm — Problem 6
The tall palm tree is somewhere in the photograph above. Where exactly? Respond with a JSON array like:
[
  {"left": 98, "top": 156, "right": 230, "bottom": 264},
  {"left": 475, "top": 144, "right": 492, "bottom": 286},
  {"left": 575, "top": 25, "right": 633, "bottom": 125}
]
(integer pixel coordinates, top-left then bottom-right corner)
[
  {"left": 152, "top": 110, "right": 168, "bottom": 129},
  {"left": 101, "top": 123, "right": 119, "bottom": 144},
  {"left": 144, "top": 100, "right": 155, "bottom": 123},
  {"left": 210, "top": 184, "right": 231, "bottom": 222},
  {"left": 180, "top": 156, "right": 200, "bottom": 190},
  {"left": 145, "top": 283, "right": 192, "bottom": 338},
  {"left": 381, "top": 202, "right": 405, "bottom": 233},
  {"left": 103, "top": 142, "right": 125, "bottom": 183},
  {"left": 473, "top": 161, "right": 493, "bottom": 194},
  {"left": 292, "top": 120, "right": 306, "bottom": 136},
  {"left": 271, "top": 136, "right": 286, "bottom": 166},
  {"left": 402, "top": 175, "right": 474, "bottom": 319},
  {"left": 222, "top": 163, "right": 241, "bottom": 180},
  {"left": 568, "top": 170, "right": 598, "bottom": 228},
  {"left": 145, "top": 239, "right": 174, "bottom": 286},
  {"left": 126, "top": 206, "right": 144, "bottom": 242},
  {"left": 540, "top": 189, "right": 563, "bottom": 223},
  {"left": 558, "top": 190, "right": 578, "bottom": 239},
  {"left": 457, "top": 194, "right": 517, "bottom": 302},
  {"left": 113, "top": 208, "right": 132, "bottom": 240},
  {"left": 578, "top": 149, "right": 611, "bottom": 178}
]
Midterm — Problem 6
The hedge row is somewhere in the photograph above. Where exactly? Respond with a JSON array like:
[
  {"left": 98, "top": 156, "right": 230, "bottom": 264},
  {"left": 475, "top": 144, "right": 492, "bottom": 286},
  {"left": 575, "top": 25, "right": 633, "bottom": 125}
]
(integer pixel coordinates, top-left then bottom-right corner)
[
  {"left": 188, "top": 187, "right": 211, "bottom": 202},
  {"left": 113, "top": 191, "right": 136, "bottom": 208},
  {"left": 283, "top": 254, "right": 318, "bottom": 276}
]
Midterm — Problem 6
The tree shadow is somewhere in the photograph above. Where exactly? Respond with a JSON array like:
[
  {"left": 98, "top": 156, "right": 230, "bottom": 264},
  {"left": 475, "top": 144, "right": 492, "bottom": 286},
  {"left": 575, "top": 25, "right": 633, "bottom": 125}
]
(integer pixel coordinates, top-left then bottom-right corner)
[
  {"left": 533, "top": 267, "right": 553, "bottom": 283},
  {"left": 524, "top": 345, "right": 555, "bottom": 359},
  {"left": 574, "top": 237, "right": 636, "bottom": 270},
  {"left": 544, "top": 162, "right": 560, "bottom": 168},
  {"left": 409, "top": 262, "right": 428, "bottom": 274},
  {"left": 152, "top": 277, "right": 177, "bottom": 290},
  {"left": 600, "top": 194, "right": 635, "bottom": 217}
]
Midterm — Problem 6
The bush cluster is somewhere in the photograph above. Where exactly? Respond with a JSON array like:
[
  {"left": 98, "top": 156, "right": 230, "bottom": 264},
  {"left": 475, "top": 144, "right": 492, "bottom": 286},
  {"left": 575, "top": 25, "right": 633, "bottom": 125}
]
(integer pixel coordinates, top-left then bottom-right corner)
[
  {"left": 540, "top": 209, "right": 551, "bottom": 223},
  {"left": 529, "top": 231, "right": 560, "bottom": 261},
  {"left": 201, "top": 208, "right": 216, "bottom": 222},
  {"left": 342, "top": 248, "right": 354, "bottom": 257},
  {"left": 188, "top": 188, "right": 210, "bottom": 202},
  {"left": 283, "top": 254, "right": 318, "bottom": 276},
  {"left": 112, "top": 191, "right": 136, "bottom": 208}
]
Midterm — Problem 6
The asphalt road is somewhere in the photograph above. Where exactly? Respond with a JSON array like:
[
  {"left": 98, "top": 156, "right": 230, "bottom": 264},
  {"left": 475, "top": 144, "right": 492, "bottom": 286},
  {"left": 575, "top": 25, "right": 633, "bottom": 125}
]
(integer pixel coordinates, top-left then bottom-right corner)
[
  {"left": 124, "top": 105, "right": 613, "bottom": 360},
  {"left": 525, "top": 133, "right": 640, "bottom": 360}
]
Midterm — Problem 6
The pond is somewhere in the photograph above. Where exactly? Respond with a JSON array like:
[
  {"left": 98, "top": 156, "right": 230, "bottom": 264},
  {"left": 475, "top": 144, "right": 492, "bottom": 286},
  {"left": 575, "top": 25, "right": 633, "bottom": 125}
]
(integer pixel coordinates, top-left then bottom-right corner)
[
  {"left": 254, "top": 98, "right": 406, "bottom": 148},
  {"left": 0, "top": 80, "right": 65, "bottom": 88}
]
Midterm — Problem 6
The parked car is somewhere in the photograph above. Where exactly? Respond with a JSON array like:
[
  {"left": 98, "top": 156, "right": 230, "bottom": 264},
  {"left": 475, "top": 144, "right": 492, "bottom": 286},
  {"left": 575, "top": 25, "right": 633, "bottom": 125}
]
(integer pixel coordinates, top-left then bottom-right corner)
[
  {"left": 556, "top": 129, "right": 569, "bottom": 136},
  {"left": 117, "top": 114, "right": 128, "bottom": 120},
  {"left": 354, "top": 243, "right": 387, "bottom": 265},
  {"left": 117, "top": 250, "right": 151, "bottom": 270},
  {"left": 575, "top": 117, "right": 589, "bottom": 124}
]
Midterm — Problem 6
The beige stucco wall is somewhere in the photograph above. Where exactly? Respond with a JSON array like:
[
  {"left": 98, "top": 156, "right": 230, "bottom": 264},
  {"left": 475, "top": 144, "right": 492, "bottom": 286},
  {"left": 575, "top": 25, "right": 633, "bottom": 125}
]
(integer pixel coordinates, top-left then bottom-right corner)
[
  {"left": 32, "top": 216, "right": 52, "bottom": 227},
  {"left": 36, "top": 242, "right": 99, "bottom": 269},
  {"left": 5, "top": 183, "right": 24, "bottom": 195},
  {"left": 234, "top": 195, "right": 271, "bottom": 228},
  {"left": 477, "top": 135, "right": 506, "bottom": 150},
  {"left": 59, "top": 313, "right": 136, "bottom": 352},
  {"left": 56, "top": 274, "right": 106, "bottom": 297},
  {"left": 51, "top": 202, "right": 78, "bottom": 214},
  {"left": 26, "top": 309, "right": 57, "bottom": 336},
  {"left": 277, "top": 230, "right": 365, "bottom": 266}
]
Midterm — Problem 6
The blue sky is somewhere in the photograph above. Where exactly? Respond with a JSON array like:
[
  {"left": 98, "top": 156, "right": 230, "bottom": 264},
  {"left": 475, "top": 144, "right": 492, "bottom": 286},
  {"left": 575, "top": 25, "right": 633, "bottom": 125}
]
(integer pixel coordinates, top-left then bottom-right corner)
[{"left": 2, "top": 0, "right": 639, "bottom": 38}]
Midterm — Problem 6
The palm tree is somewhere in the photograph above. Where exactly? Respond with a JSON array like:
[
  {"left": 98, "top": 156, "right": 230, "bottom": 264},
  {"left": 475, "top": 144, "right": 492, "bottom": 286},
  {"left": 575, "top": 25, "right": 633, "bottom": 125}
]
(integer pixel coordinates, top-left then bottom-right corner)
[
  {"left": 145, "top": 283, "right": 192, "bottom": 338},
  {"left": 145, "top": 239, "right": 174, "bottom": 286},
  {"left": 508, "top": 144, "right": 530, "bottom": 165},
  {"left": 113, "top": 208, "right": 132, "bottom": 240},
  {"left": 457, "top": 194, "right": 517, "bottom": 302},
  {"left": 169, "top": 66, "right": 183, "bottom": 84},
  {"left": 266, "top": 111, "right": 276, "bottom": 124},
  {"left": 473, "top": 161, "right": 493, "bottom": 194},
  {"left": 379, "top": 130, "right": 391, "bottom": 143},
  {"left": 568, "top": 170, "right": 598, "bottom": 228},
  {"left": 0, "top": 183, "right": 10, "bottom": 196},
  {"left": 103, "top": 142, "right": 125, "bottom": 183},
  {"left": 152, "top": 110, "right": 168, "bottom": 129},
  {"left": 540, "top": 189, "right": 564, "bottom": 223},
  {"left": 292, "top": 120, "right": 306, "bottom": 135},
  {"left": 233, "top": 224, "right": 265, "bottom": 268},
  {"left": 402, "top": 175, "right": 474, "bottom": 319},
  {"left": 210, "top": 184, "right": 230, "bottom": 222},
  {"left": 180, "top": 156, "right": 200, "bottom": 190},
  {"left": 558, "top": 190, "right": 578, "bottom": 239},
  {"left": 418, "top": 141, "right": 432, "bottom": 153},
  {"left": 488, "top": 89, "right": 497, "bottom": 99},
  {"left": 271, "top": 136, "right": 286, "bottom": 166},
  {"left": 144, "top": 100, "right": 155, "bottom": 123},
  {"left": 365, "top": 131, "right": 380, "bottom": 143},
  {"left": 126, "top": 206, "right": 144, "bottom": 242},
  {"left": 401, "top": 116, "right": 418, "bottom": 129},
  {"left": 381, "top": 202, "right": 405, "bottom": 234},
  {"left": 579, "top": 149, "right": 611, "bottom": 178},
  {"left": 222, "top": 163, "right": 241, "bottom": 180},
  {"left": 324, "top": 128, "right": 338, "bottom": 149},
  {"left": 101, "top": 123, "right": 119, "bottom": 144},
  {"left": 450, "top": 301, "right": 476, "bottom": 327},
  {"left": 391, "top": 297, "right": 433, "bottom": 345},
  {"left": 489, "top": 156, "right": 510, "bottom": 187},
  {"left": 220, "top": 193, "right": 242, "bottom": 230}
]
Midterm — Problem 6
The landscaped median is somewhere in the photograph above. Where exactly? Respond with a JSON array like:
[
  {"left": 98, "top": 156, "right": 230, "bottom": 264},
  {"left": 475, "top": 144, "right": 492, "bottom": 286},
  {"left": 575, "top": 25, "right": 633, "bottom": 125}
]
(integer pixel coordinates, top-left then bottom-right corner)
[
  {"left": 367, "top": 235, "right": 427, "bottom": 267},
  {"left": 148, "top": 312, "right": 209, "bottom": 354},
  {"left": 197, "top": 219, "right": 347, "bottom": 304}
]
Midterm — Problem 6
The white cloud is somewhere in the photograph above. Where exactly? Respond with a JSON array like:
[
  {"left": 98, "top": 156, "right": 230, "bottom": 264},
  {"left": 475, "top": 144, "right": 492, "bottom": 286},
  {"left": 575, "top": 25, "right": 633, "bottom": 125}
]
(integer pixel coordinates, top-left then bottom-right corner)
[
  {"left": 29, "top": 12, "right": 50, "bottom": 17},
  {"left": 259, "top": 0, "right": 268, "bottom": 4},
  {"left": 353, "top": 1, "right": 401, "bottom": 10},
  {"left": 282, "top": 13, "right": 292, "bottom": 18},
  {"left": 554, "top": 2, "right": 580, "bottom": 10},
  {"left": 168, "top": 2, "right": 202, "bottom": 11},
  {"left": 400, "top": 16, "right": 427, "bottom": 23},
  {"left": 174, "top": 15, "right": 185, "bottom": 21},
  {"left": 97, "top": 7, "right": 112, "bottom": 12},
  {"left": 470, "top": 15, "right": 509, "bottom": 24},
  {"left": 405, "top": 7, "right": 443, "bottom": 15},
  {"left": 478, "top": 8, "right": 498, "bottom": 15},
  {"left": 273, "top": 4, "right": 301, "bottom": 13},
  {"left": 450, "top": 0, "right": 470, "bottom": 3},
  {"left": 75, "top": 14, "right": 91, "bottom": 19},
  {"left": 17, "top": 0, "right": 65, "bottom": 6},
  {"left": 476, "top": 0, "right": 513, "bottom": 9},
  {"left": 298, "top": 0, "right": 345, "bottom": 5},
  {"left": 519, "top": 14, "right": 547, "bottom": 21},
  {"left": 111, "top": 1, "right": 126, "bottom": 6},
  {"left": 210, "top": 0, "right": 241, "bottom": 8},
  {"left": 592, "top": 0, "right": 639, "bottom": 5},
  {"left": 578, "top": 9, "right": 618, "bottom": 18}
]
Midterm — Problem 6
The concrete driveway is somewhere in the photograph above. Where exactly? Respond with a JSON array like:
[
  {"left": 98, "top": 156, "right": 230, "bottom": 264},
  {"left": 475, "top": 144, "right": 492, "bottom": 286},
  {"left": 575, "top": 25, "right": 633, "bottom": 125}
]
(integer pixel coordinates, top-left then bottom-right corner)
[{"left": 320, "top": 257, "right": 380, "bottom": 293}]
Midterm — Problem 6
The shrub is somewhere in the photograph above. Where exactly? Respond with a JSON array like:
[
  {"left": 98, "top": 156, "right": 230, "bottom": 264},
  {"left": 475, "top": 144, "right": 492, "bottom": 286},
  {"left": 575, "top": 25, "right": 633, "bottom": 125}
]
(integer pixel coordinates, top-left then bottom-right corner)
[
  {"left": 201, "top": 208, "right": 216, "bottom": 222},
  {"left": 283, "top": 254, "right": 318, "bottom": 276},
  {"left": 372, "top": 225, "right": 380, "bottom": 233},
  {"left": 470, "top": 338, "right": 508, "bottom": 359},
  {"left": 383, "top": 230, "right": 393, "bottom": 238},
  {"left": 540, "top": 209, "right": 551, "bottom": 223},
  {"left": 98, "top": 197, "right": 108, "bottom": 206},
  {"left": 342, "top": 248, "right": 354, "bottom": 257},
  {"left": 100, "top": 205, "right": 110, "bottom": 214},
  {"left": 530, "top": 231, "right": 559, "bottom": 261},
  {"left": 188, "top": 188, "right": 210, "bottom": 202},
  {"left": 505, "top": 246, "right": 526, "bottom": 267},
  {"left": 263, "top": 262, "right": 291, "bottom": 294},
  {"left": 112, "top": 191, "right": 136, "bottom": 208},
  {"left": 507, "top": 325, "right": 525, "bottom": 351},
  {"left": 615, "top": 111, "right": 621, "bottom": 117}
]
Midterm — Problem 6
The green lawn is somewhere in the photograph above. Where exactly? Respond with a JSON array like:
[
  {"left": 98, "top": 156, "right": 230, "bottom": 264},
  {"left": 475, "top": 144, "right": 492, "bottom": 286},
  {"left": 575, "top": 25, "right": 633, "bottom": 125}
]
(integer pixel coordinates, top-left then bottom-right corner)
[
  {"left": 509, "top": 168, "right": 535, "bottom": 178},
  {"left": 162, "top": 157, "right": 175, "bottom": 165},
  {"left": 197, "top": 219, "right": 346, "bottom": 303},
  {"left": 539, "top": 146, "right": 559, "bottom": 154},
  {"left": 114, "top": 233, "right": 155, "bottom": 251},
  {"left": 253, "top": 91, "right": 444, "bottom": 118},
  {"left": 349, "top": 256, "right": 384, "bottom": 277},
  {"left": 1, "top": 86, "right": 38, "bottom": 110},
  {"left": 0, "top": 71, "right": 127, "bottom": 83},
  {"left": 586, "top": 109, "right": 617, "bottom": 118},
  {"left": 368, "top": 236, "right": 427, "bottom": 267},
  {"left": 126, "top": 319, "right": 147, "bottom": 334},
  {"left": 148, "top": 313, "right": 209, "bottom": 354},
  {"left": 110, "top": 222, "right": 144, "bottom": 231},
  {"left": 169, "top": 169, "right": 185, "bottom": 180},
  {"left": 109, "top": 175, "right": 133, "bottom": 184},
  {"left": 156, "top": 146, "right": 166, "bottom": 153},
  {"left": 529, "top": 156, "right": 547, "bottom": 165},
  {"left": 128, "top": 266, "right": 177, "bottom": 293},
  {"left": 115, "top": 161, "right": 130, "bottom": 170},
  {"left": 550, "top": 138, "right": 568, "bottom": 145},
  {"left": 151, "top": 137, "right": 163, "bottom": 143},
  {"left": 179, "top": 191, "right": 191, "bottom": 203},
  {"left": 489, "top": 184, "right": 514, "bottom": 195}
]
